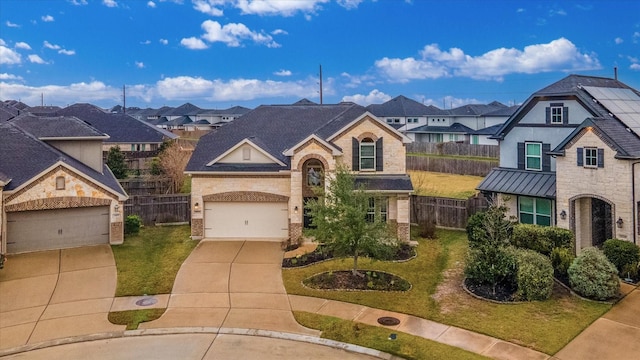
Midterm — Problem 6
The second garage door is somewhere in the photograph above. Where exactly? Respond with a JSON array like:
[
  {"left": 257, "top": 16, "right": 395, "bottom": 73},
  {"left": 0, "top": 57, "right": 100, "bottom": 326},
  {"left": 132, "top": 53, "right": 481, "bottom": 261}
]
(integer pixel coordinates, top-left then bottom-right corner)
[
  {"left": 204, "top": 202, "right": 288, "bottom": 239},
  {"left": 6, "top": 206, "right": 110, "bottom": 254}
]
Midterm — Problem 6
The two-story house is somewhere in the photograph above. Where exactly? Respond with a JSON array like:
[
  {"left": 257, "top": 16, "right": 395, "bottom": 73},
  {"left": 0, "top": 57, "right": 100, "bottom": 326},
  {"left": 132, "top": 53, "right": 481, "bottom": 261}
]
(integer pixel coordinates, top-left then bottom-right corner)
[
  {"left": 1, "top": 115, "right": 128, "bottom": 255},
  {"left": 185, "top": 102, "right": 414, "bottom": 243},
  {"left": 478, "top": 74, "right": 640, "bottom": 253}
]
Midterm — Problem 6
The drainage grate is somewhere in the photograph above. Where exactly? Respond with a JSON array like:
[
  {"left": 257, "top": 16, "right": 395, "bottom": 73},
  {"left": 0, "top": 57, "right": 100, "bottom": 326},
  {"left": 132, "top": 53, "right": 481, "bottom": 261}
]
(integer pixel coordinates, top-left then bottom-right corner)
[
  {"left": 135, "top": 297, "right": 158, "bottom": 307},
  {"left": 377, "top": 316, "right": 400, "bottom": 326}
]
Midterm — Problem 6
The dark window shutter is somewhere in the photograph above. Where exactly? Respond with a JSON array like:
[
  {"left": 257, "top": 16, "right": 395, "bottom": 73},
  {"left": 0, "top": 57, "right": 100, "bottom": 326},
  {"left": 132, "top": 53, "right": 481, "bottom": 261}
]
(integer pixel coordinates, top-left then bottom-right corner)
[
  {"left": 542, "top": 143, "right": 551, "bottom": 172},
  {"left": 375, "top": 137, "right": 383, "bottom": 171},
  {"left": 577, "top": 147, "right": 583, "bottom": 166},
  {"left": 563, "top": 107, "right": 569, "bottom": 125},
  {"left": 545, "top": 107, "right": 551, "bottom": 124},
  {"left": 597, "top": 148, "right": 605, "bottom": 168},
  {"left": 517, "top": 142, "right": 525, "bottom": 169},
  {"left": 352, "top": 137, "right": 359, "bottom": 171}
]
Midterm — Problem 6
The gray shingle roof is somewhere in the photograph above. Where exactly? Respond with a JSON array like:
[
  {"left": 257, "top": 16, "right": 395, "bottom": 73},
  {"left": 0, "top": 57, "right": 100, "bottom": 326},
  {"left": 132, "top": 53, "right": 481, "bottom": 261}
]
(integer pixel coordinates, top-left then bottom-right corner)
[
  {"left": 472, "top": 123, "right": 503, "bottom": 136},
  {"left": 367, "top": 95, "right": 447, "bottom": 117},
  {"left": 407, "top": 122, "right": 474, "bottom": 134},
  {"left": 477, "top": 168, "right": 556, "bottom": 198},
  {"left": 162, "top": 103, "right": 202, "bottom": 116},
  {"left": 551, "top": 117, "right": 640, "bottom": 159},
  {"left": 10, "top": 113, "right": 108, "bottom": 139},
  {"left": 0, "top": 122, "right": 126, "bottom": 197},
  {"left": 447, "top": 102, "right": 507, "bottom": 116}
]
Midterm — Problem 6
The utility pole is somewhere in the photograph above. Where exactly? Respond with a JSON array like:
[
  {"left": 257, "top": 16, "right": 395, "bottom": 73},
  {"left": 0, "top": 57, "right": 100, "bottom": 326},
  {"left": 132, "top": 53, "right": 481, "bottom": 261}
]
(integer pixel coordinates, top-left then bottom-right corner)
[{"left": 319, "top": 64, "right": 323, "bottom": 105}]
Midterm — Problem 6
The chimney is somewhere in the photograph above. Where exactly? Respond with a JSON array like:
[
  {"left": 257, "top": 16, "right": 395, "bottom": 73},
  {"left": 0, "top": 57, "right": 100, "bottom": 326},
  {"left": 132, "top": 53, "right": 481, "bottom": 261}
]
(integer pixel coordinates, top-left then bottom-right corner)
[{"left": 614, "top": 66, "right": 618, "bottom": 81}]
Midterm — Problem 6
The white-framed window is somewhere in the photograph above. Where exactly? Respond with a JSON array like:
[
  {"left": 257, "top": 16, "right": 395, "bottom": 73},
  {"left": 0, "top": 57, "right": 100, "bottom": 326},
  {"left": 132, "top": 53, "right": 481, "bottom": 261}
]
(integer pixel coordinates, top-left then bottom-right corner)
[
  {"left": 366, "top": 197, "right": 388, "bottom": 223},
  {"left": 584, "top": 147, "right": 597, "bottom": 168},
  {"left": 359, "top": 138, "right": 375, "bottom": 170},
  {"left": 519, "top": 196, "right": 552, "bottom": 226},
  {"left": 550, "top": 106, "right": 563, "bottom": 124},
  {"left": 525, "top": 142, "right": 542, "bottom": 171}
]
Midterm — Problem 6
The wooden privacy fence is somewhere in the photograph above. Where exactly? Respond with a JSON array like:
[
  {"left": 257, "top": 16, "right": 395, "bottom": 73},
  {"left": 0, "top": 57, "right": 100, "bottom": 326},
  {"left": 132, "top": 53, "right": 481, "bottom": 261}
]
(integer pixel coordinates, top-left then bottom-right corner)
[
  {"left": 411, "top": 194, "right": 489, "bottom": 229},
  {"left": 124, "top": 194, "right": 190, "bottom": 225},
  {"left": 119, "top": 178, "right": 174, "bottom": 195},
  {"left": 407, "top": 156, "right": 498, "bottom": 177},
  {"left": 407, "top": 142, "right": 499, "bottom": 158}
]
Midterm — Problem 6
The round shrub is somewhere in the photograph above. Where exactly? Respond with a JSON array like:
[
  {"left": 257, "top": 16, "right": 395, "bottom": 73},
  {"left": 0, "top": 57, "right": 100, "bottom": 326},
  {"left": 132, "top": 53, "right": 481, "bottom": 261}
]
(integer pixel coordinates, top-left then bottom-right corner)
[
  {"left": 124, "top": 214, "right": 142, "bottom": 235},
  {"left": 602, "top": 239, "right": 640, "bottom": 273},
  {"left": 511, "top": 224, "right": 574, "bottom": 256},
  {"left": 550, "top": 247, "right": 575, "bottom": 277},
  {"left": 568, "top": 247, "right": 620, "bottom": 300},
  {"left": 465, "top": 245, "right": 517, "bottom": 291},
  {"left": 512, "top": 248, "right": 554, "bottom": 301}
]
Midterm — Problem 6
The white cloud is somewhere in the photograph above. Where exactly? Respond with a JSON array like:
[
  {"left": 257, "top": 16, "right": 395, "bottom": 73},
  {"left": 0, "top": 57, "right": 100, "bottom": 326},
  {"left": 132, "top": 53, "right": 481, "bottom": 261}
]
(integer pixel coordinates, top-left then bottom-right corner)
[
  {"left": 42, "top": 15, "right": 55, "bottom": 22},
  {"left": 336, "top": 0, "right": 363, "bottom": 9},
  {"left": 59, "top": 49, "right": 76, "bottom": 55},
  {"left": 274, "top": 69, "right": 292, "bottom": 76},
  {"left": 0, "top": 39, "right": 6, "bottom": 46},
  {"left": 69, "top": 0, "right": 88, "bottom": 5},
  {"left": 141, "top": 40, "right": 151, "bottom": 45},
  {"left": 549, "top": 8, "right": 567, "bottom": 16},
  {"left": 147, "top": 1, "right": 156, "bottom": 8},
  {"left": 199, "top": 20, "right": 279, "bottom": 48},
  {"left": 103, "top": 0, "right": 118, "bottom": 7},
  {"left": 193, "top": 0, "right": 224, "bottom": 16},
  {"left": 631, "top": 63, "right": 640, "bottom": 71},
  {"left": 516, "top": 8, "right": 525, "bottom": 13},
  {"left": 44, "top": 41, "right": 61, "bottom": 50},
  {"left": 180, "top": 37, "right": 208, "bottom": 49},
  {"left": 28, "top": 54, "right": 47, "bottom": 64},
  {"left": 271, "top": 29, "right": 288, "bottom": 35},
  {"left": 615, "top": 37, "right": 624, "bottom": 45},
  {"left": 0, "top": 81, "right": 122, "bottom": 105},
  {"left": 0, "top": 73, "right": 23, "bottom": 80},
  {"left": 421, "top": 95, "right": 483, "bottom": 109},
  {"left": 342, "top": 89, "right": 391, "bottom": 105},
  {"left": 235, "top": 0, "right": 329, "bottom": 17},
  {"left": 160, "top": 38, "right": 169, "bottom": 45},
  {"left": 15, "top": 42, "right": 31, "bottom": 50},
  {"left": 634, "top": 32, "right": 640, "bottom": 44},
  {"left": 135, "top": 61, "right": 145, "bottom": 68},
  {"left": 340, "top": 72, "right": 377, "bottom": 89},
  {"left": 376, "top": 38, "right": 600, "bottom": 82},
  {"left": 0, "top": 45, "right": 22, "bottom": 64},
  {"left": 6, "top": 21, "right": 20, "bottom": 28}
]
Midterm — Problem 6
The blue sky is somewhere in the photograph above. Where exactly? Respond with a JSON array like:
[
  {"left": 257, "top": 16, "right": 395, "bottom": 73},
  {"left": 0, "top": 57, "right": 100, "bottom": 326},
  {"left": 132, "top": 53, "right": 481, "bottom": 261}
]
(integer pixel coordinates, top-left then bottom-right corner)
[{"left": 1, "top": 0, "right": 639, "bottom": 110}]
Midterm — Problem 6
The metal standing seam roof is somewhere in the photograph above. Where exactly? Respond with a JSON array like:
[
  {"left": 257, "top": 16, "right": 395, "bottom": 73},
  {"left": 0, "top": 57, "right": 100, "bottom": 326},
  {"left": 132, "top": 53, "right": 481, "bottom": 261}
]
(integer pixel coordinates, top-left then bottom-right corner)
[{"left": 477, "top": 168, "right": 556, "bottom": 198}]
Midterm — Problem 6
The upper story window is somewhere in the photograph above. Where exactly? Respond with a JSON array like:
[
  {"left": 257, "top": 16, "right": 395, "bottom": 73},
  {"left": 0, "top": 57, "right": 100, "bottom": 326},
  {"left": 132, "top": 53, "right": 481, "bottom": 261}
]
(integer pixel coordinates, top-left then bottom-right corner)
[
  {"left": 584, "top": 148, "right": 597, "bottom": 167},
  {"left": 525, "top": 142, "right": 542, "bottom": 171},
  {"left": 550, "top": 106, "right": 563, "bottom": 124},
  {"left": 577, "top": 147, "right": 604, "bottom": 168},
  {"left": 518, "top": 142, "right": 550, "bottom": 172},
  {"left": 306, "top": 160, "right": 323, "bottom": 186},
  {"left": 546, "top": 103, "right": 568, "bottom": 125},
  {"left": 360, "top": 138, "right": 375, "bottom": 170}
]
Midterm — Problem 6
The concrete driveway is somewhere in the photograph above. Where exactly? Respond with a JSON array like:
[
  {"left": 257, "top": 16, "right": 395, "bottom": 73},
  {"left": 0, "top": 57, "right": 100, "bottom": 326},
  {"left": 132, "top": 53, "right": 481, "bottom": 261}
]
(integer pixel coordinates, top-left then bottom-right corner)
[
  {"left": 139, "top": 241, "right": 319, "bottom": 336},
  {"left": 0, "top": 245, "right": 124, "bottom": 350}
]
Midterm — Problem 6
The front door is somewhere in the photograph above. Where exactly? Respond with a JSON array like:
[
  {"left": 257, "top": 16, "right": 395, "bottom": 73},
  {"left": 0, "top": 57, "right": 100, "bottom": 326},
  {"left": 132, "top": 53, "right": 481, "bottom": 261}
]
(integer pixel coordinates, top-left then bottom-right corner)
[{"left": 591, "top": 198, "right": 612, "bottom": 247}]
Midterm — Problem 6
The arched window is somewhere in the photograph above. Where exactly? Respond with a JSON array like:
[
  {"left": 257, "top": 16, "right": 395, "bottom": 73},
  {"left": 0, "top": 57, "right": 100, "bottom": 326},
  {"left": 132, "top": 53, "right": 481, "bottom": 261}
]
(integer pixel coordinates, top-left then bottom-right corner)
[
  {"left": 305, "top": 159, "right": 323, "bottom": 186},
  {"left": 359, "top": 138, "right": 375, "bottom": 170}
]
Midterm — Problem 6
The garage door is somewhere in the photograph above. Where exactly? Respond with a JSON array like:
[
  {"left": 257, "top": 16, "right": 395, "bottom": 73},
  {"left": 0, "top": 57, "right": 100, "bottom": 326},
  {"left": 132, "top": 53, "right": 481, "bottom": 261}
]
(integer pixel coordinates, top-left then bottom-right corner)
[
  {"left": 204, "top": 202, "right": 288, "bottom": 239},
  {"left": 6, "top": 206, "right": 110, "bottom": 254}
]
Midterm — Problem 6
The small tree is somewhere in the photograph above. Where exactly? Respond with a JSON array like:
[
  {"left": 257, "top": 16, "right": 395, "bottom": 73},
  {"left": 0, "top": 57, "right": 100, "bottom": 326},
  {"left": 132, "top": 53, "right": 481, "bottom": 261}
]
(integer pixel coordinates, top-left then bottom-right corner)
[
  {"left": 106, "top": 146, "right": 128, "bottom": 179},
  {"left": 306, "top": 164, "right": 394, "bottom": 276},
  {"left": 158, "top": 140, "right": 191, "bottom": 193}
]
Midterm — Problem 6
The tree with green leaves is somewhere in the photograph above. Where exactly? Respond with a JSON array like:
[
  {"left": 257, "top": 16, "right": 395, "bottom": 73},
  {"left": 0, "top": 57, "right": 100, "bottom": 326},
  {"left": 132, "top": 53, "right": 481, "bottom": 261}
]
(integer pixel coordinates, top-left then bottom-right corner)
[
  {"left": 305, "top": 164, "right": 395, "bottom": 276},
  {"left": 106, "top": 146, "right": 128, "bottom": 179}
]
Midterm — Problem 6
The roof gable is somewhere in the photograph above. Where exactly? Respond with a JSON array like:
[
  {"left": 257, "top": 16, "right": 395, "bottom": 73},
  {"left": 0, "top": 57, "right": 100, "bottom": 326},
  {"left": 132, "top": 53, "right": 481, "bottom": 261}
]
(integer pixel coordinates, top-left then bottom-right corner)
[
  {"left": 208, "top": 138, "right": 286, "bottom": 166},
  {"left": 327, "top": 112, "right": 411, "bottom": 143},
  {"left": 551, "top": 118, "right": 640, "bottom": 159},
  {"left": 283, "top": 134, "right": 342, "bottom": 156}
]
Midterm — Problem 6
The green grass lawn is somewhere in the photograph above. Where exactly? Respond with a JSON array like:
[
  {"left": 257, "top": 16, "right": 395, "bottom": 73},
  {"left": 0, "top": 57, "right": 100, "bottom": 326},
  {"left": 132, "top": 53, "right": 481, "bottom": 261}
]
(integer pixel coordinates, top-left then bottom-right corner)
[
  {"left": 408, "top": 170, "right": 484, "bottom": 199},
  {"left": 111, "top": 224, "right": 198, "bottom": 296},
  {"left": 282, "top": 229, "right": 611, "bottom": 355},
  {"left": 294, "top": 312, "right": 489, "bottom": 360}
]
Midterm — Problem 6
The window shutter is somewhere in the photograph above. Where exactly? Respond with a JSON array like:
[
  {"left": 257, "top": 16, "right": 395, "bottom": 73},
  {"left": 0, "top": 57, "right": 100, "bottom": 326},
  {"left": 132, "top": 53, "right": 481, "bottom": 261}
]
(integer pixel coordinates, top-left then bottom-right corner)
[
  {"left": 375, "top": 137, "right": 383, "bottom": 171},
  {"left": 517, "top": 142, "right": 525, "bottom": 170},
  {"left": 577, "top": 147, "right": 583, "bottom": 166},
  {"left": 597, "top": 148, "right": 605, "bottom": 168},
  {"left": 563, "top": 107, "right": 569, "bottom": 125},
  {"left": 352, "top": 137, "right": 359, "bottom": 171},
  {"left": 542, "top": 143, "right": 551, "bottom": 172},
  {"left": 545, "top": 107, "right": 551, "bottom": 124}
]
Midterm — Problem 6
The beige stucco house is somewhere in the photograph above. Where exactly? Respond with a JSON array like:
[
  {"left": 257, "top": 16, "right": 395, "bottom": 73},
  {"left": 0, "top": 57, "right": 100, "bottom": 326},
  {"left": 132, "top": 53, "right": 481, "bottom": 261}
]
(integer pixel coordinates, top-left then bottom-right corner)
[
  {"left": 186, "top": 102, "right": 413, "bottom": 243},
  {"left": 0, "top": 115, "right": 128, "bottom": 255}
]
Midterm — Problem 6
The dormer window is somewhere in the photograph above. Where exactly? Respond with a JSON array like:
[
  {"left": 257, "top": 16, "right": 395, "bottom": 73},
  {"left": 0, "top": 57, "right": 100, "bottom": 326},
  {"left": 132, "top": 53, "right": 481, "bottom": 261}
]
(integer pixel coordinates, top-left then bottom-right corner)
[{"left": 360, "top": 138, "right": 375, "bottom": 170}]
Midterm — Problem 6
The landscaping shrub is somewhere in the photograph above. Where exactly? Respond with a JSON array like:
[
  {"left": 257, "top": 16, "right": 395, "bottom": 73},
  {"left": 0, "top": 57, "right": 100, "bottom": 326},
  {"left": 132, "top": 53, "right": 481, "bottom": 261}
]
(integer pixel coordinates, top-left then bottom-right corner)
[
  {"left": 621, "top": 262, "right": 639, "bottom": 282},
  {"left": 550, "top": 247, "right": 575, "bottom": 278},
  {"left": 418, "top": 219, "right": 437, "bottom": 239},
  {"left": 124, "top": 215, "right": 143, "bottom": 235},
  {"left": 568, "top": 247, "right": 619, "bottom": 300},
  {"left": 602, "top": 239, "right": 640, "bottom": 274},
  {"left": 466, "top": 211, "right": 485, "bottom": 245},
  {"left": 511, "top": 224, "right": 574, "bottom": 256},
  {"left": 465, "top": 245, "right": 517, "bottom": 294},
  {"left": 512, "top": 248, "right": 554, "bottom": 301}
]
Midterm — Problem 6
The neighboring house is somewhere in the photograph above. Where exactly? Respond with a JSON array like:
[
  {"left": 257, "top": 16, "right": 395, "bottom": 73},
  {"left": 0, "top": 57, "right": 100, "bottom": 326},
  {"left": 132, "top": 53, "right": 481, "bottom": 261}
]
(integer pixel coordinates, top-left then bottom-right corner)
[
  {"left": 0, "top": 116, "right": 128, "bottom": 255},
  {"left": 186, "top": 102, "right": 414, "bottom": 243},
  {"left": 478, "top": 74, "right": 640, "bottom": 253}
]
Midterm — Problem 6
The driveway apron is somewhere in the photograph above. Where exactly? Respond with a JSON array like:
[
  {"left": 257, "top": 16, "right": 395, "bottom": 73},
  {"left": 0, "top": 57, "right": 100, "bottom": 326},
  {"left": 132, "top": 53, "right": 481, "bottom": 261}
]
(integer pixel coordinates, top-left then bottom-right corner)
[
  {"left": 140, "top": 240, "right": 319, "bottom": 336},
  {"left": 0, "top": 245, "right": 123, "bottom": 350}
]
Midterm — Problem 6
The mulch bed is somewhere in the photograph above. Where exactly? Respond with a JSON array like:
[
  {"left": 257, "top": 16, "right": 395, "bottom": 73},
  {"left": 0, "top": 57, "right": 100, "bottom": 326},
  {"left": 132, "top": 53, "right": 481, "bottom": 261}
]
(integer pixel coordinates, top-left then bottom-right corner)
[
  {"left": 282, "top": 243, "right": 416, "bottom": 268},
  {"left": 304, "top": 270, "right": 411, "bottom": 291},
  {"left": 463, "top": 278, "right": 517, "bottom": 302}
]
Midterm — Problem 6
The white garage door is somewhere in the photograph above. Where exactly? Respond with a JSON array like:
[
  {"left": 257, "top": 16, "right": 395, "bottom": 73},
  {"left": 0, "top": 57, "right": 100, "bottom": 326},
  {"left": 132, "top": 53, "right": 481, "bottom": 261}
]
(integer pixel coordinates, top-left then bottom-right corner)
[
  {"left": 6, "top": 206, "right": 110, "bottom": 254},
  {"left": 204, "top": 202, "right": 288, "bottom": 239}
]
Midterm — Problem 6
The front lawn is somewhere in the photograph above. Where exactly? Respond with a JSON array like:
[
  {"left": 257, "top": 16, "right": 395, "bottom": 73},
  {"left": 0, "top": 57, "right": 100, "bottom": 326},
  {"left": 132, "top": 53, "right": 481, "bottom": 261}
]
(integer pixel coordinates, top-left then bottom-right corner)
[
  {"left": 111, "top": 224, "right": 198, "bottom": 296},
  {"left": 282, "top": 229, "right": 611, "bottom": 355}
]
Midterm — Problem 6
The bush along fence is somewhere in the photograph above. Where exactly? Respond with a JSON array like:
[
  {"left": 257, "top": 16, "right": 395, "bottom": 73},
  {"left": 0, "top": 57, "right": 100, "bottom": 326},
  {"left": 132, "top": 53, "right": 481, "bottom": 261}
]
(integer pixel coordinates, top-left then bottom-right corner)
[
  {"left": 124, "top": 194, "right": 190, "bottom": 226},
  {"left": 411, "top": 194, "right": 489, "bottom": 229},
  {"left": 406, "top": 142, "right": 499, "bottom": 158}
]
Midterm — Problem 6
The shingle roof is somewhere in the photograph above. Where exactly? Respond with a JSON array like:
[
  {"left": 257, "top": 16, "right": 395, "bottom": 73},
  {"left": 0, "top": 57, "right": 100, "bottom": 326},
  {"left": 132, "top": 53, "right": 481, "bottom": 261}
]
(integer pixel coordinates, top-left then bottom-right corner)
[
  {"left": 472, "top": 123, "right": 503, "bottom": 136},
  {"left": 477, "top": 168, "right": 556, "bottom": 198},
  {"left": 367, "top": 95, "right": 447, "bottom": 117},
  {"left": 162, "top": 103, "right": 201, "bottom": 116},
  {"left": 551, "top": 117, "right": 640, "bottom": 159},
  {"left": 355, "top": 175, "right": 414, "bottom": 192},
  {"left": 447, "top": 102, "right": 507, "bottom": 116},
  {"left": 407, "top": 122, "right": 474, "bottom": 134},
  {"left": 0, "top": 122, "right": 126, "bottom": 197},
  {"left": 56, "top": 103, "right": 177, "bottom": 143},
  {"left": 10, "top": 113, "right": 108, "bottom": 139},
  {"left": 186, "top": 103, "right": 369, "bottom": 172}
]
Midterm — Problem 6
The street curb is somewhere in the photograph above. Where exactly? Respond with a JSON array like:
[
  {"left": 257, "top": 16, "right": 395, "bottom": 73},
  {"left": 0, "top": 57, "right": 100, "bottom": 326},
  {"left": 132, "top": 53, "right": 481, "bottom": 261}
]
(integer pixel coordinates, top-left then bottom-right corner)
[{"left": 0, "top": 327, "right": 403, "bottom": 360}]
